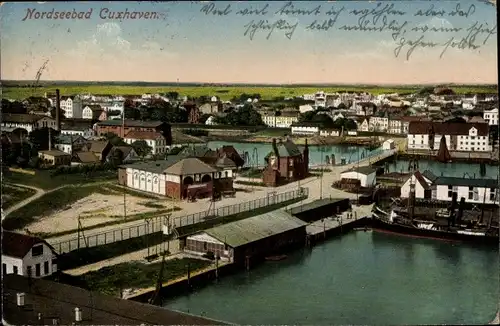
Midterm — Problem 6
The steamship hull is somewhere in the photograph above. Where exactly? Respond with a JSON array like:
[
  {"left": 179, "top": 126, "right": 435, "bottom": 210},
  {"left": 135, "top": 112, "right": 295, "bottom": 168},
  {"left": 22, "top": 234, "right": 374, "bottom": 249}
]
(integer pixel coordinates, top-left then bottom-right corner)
[{"left": 371, "top": 217, "right": 499, "bottom": 246}]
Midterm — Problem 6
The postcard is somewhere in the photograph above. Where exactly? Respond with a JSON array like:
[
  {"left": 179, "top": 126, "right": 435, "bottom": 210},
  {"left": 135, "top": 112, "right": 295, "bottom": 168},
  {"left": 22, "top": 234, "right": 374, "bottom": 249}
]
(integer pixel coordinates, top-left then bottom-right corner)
[{"left": 1, "top": 1, "right": 498, "bottom": 326}]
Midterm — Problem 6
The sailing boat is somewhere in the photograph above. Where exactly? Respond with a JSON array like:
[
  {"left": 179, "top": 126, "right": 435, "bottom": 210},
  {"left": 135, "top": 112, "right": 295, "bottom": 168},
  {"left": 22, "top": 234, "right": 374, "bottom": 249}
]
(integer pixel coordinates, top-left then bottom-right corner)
[{"left": 436, "top": 136, "right": 452, "bottom": 163}]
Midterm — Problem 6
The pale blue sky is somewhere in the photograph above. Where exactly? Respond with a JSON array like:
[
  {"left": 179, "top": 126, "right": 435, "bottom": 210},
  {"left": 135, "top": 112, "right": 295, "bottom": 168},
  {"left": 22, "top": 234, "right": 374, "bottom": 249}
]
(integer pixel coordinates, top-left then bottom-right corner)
[{"left": 0, "top": 1, "right": 497, "bottom": 84}]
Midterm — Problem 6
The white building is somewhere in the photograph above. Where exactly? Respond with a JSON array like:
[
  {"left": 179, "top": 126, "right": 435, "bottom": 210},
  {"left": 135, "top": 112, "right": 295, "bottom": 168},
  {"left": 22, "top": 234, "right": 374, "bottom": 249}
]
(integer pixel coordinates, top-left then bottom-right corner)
[
  {"left": 299, "top": 104, "right": 315, "bottom": 113},
  {"left": 82, "top": 105, "right": 103, "bottom": 120},
  {"left": 353, "top": 101, "right": 376, "bottom": 116},
  {"left": 60, "top": 125, "right": 95, "bottom": 139},
  {"left": 401, "top": 170, "right": 498, "bottom": 205},
  {"left": 291, "top": 123, "right": 320, "bottom": 135},
  {"left": 124, "top": 131, "right": 168, "bottom": 155},
  {"left": 54, "top": 134, "right": 87, "bottom": 154},
  {"left": 60, "top": 96, "right": 83, "bottom": 119},
  {"left": 319, "top": 128, "right": 341, "bottom": 137},
  {"left": 407, "top": 121, "right": 491, "bottom": 152},
  {"left": 315, "top": 91, "right": 326, "bottom": 108},
  {"left": 1, "top": 113, "right": 57, "bottom": 133},
  {"left": 2, "top": 231, "right": 58, "bottom": 278},
  {"left": 357, "top": 118, "right": 370, "bottom": 132},
  {"left": 261, "top": 111, "right": 299, "bottom": 128},
  {"left": 382, "top": 139, "right": 395, "bottom": 150},
  {"left": 483, "top": 108, "right": 498, "bottom": 126},
  {"left": 369, "top": 116, "right": 389, "bottom": 132},
  {"left": 340, "top": 166, "right": 377, "bottom": 188}
]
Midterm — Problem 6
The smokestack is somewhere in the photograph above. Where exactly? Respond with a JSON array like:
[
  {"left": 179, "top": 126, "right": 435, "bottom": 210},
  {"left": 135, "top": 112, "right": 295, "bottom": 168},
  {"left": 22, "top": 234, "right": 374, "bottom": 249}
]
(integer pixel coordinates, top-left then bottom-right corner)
[
  {"left": 457, "top": 197, "right": 465, "bottom": 224},
  {"left": 48, "top": 128, "right": 52, "bottom": 151},
  {"left": 450, "top": 192, "right": 458, "bottom": 226},
  {"left": 409, "top": 182, "right": 415, "bottom": 221},
  {"left": 55, "top": 89, "right": 61, "bottom": 131}
]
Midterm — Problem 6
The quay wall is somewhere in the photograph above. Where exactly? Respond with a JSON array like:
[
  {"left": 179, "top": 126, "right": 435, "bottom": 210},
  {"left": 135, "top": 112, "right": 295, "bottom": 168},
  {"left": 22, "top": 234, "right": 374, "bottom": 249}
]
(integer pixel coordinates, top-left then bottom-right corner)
[
  {"left": 307, "top": 217, "right": 371, "bottom": 247},
  {"left": 128, "top": 215, "right": 374, "bottom": 303},
  {"left": 375, "top": 152, "right": 499, "bottom": 166}
]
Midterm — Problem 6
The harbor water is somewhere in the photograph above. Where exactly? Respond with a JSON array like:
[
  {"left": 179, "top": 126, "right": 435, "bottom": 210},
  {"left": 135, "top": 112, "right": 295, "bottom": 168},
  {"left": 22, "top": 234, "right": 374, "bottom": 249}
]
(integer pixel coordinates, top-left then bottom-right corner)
[
  {"left": 207, "top": 141, "right": 383, "bottom": 166},
  {"left": 381, "top": 159, "right": 499, "bottom": 179},
  {"left": 207, "top": 141, "right": 499, "bottom": 178},
  {"left": 164, "top": 232, "right": 499, "bottom": 325}
]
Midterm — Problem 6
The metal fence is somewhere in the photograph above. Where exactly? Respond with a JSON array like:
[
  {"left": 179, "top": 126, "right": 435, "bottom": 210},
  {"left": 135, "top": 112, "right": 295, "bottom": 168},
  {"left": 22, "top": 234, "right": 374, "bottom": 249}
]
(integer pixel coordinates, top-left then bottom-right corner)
[{"left": 51, "top": 187, "right": 309, "bottom": 254}]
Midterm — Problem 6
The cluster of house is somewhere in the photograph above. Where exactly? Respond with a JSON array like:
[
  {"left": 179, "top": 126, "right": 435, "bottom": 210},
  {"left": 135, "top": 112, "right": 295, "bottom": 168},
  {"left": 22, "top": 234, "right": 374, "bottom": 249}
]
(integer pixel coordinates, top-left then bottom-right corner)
[
  {"left": 336, "top": 165, "right": 498, "bottom": 206},
  {"left": 0, "top": 112, "right": 208, "bottom": 166},
  {"left": 401, "top": 170, "right": 498, "bottom": 205}
]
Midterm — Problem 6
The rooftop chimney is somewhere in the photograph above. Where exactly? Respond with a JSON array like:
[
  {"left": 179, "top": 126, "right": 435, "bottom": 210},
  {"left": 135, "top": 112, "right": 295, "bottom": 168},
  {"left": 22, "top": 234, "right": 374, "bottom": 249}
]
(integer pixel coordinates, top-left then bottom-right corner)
[{"left": 55, "top": 89, "right": 61, "bottom": 131}]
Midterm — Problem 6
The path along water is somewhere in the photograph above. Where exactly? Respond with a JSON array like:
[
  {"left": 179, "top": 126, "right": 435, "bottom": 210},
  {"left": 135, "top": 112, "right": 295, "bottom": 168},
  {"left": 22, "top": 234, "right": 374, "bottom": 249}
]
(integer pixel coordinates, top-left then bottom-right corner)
[{"left": 165, "top": 232, "right": 499, "bottom": 325}]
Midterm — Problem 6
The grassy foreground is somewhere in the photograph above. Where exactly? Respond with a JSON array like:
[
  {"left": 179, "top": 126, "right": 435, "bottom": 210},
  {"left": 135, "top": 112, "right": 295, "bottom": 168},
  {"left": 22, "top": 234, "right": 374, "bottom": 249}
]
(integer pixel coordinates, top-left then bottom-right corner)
[
  {"left": 1, "top": 184, "right": 37, "bottom": 209},
  {"left": 4, "top": 84, "right": 497, "bottom": 101},
  {"left": 4, "top": 169, "right": 117, "bottom": 190},
  {"left": 59, "top": 258, "right": 211, "bottom": 296}
]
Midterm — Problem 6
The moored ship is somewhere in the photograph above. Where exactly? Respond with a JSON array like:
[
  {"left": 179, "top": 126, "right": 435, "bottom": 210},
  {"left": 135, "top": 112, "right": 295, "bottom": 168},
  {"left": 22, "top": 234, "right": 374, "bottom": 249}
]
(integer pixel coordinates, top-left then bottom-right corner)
[{"left": 372, "top": 183, "right": 499, "bottom": 246}]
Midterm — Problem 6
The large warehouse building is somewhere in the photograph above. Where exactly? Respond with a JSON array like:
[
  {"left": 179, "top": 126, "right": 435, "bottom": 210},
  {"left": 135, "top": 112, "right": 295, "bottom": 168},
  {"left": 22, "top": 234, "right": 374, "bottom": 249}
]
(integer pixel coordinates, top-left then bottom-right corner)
[{"left": 181, "top": 210, "right": 308, "bottom": 267}]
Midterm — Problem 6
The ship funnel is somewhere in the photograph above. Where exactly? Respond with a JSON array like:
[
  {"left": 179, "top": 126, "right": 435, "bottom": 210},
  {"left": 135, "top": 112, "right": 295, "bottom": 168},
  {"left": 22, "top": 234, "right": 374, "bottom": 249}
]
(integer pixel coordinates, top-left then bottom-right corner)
[{"left": 457, "top": 197, "right": 465, "bottom": 224}]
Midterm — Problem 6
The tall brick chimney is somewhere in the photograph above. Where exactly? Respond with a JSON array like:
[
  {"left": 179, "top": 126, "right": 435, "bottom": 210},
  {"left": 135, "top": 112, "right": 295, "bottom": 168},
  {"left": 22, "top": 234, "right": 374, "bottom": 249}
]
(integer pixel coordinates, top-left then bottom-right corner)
[{"left": 55, "top": 89, "right": 61, "bottom": 131}]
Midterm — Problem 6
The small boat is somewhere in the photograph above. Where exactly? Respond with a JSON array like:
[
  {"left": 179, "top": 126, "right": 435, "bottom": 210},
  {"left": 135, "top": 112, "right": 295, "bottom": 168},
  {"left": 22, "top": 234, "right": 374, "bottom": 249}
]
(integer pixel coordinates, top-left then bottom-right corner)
[
  {"left": 353, "top": 227, "right": 372, "bottom": 232},
  {"left": 265, "top": 255, "right": 287, "bottom": 261}
]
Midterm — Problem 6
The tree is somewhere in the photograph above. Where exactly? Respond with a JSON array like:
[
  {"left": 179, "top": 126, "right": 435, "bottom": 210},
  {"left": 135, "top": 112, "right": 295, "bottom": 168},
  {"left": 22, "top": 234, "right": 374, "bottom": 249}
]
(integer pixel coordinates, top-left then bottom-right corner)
[
  {"left": 2, "top": 99, "right": 27, "bottom": 114},
  {"left": 131, "top": 140, "right": 152, "bottom": 158},
  {"left": 29, "top": 127, "right": 60, "bottom": 151},
  {"left": 298, "top": 111, "right": 316, "bottom": 123},
  {"left": 199, "top": 114, "right": 211, "bottom": 124},
  {"left": 167, "top": 91, "right": 179, "bottom": 100},
  {"left": 104, "top": 132, "right": 127, "bottom": 146},
  {"left": 124, "top": 98, "right": 135, "bottom": 108},
  {"left": 124, "top": 107, "right": 140, "bottom": 120},
  {"left": 311, "top": 114, "right": 334, "bottom": 127},
  {"left": 138, "top": 106, "right": 151, "bottom": 120},
  {"left": 50, "top": 107, "right": 65, "bottom": 119},
  {"left": 109, "top": 148, "right": 124, "bottom": 167},
  {"left": 223, "top": 105, "right": 263, "bottom": 126}
]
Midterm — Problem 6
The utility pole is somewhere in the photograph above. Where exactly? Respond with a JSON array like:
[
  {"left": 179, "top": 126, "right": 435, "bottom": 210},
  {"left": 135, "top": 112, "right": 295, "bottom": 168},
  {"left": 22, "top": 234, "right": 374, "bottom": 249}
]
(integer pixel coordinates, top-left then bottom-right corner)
[{"left": 123, "top": 187, "right": 127, "bottom": 220}]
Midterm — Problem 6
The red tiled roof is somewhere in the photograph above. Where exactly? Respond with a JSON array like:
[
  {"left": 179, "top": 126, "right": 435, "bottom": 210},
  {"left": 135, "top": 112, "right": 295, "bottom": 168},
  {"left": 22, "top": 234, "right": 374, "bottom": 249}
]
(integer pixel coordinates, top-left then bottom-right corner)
[
  {"left": 408, "top": 121, "right": 489, "bottom": 136},
  {"left": 2, "top": 231, "right": 55, "bottom": 258},
  {"left": 124, "top": 130, "right": 164, "bottom": 140}
]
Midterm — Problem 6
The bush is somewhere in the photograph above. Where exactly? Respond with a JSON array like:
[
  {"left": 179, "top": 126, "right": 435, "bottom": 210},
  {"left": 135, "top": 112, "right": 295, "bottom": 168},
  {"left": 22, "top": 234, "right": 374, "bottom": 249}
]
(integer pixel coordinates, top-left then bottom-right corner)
[
  {"left": 50, "top": 163, "right": 116, "bottom": 176},
  {"left": 203, "top": 251, "right": 215, "bottom": 260},
  {"left": 183, "top": 129, "right": 209, "bottom": 137}
]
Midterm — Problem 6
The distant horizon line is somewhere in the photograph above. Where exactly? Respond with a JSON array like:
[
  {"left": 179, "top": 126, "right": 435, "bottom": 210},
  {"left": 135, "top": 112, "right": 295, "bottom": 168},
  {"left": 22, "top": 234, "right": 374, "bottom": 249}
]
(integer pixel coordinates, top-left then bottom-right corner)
[{"left": 3, "top": 80, "right": 498, "bottom": 88}]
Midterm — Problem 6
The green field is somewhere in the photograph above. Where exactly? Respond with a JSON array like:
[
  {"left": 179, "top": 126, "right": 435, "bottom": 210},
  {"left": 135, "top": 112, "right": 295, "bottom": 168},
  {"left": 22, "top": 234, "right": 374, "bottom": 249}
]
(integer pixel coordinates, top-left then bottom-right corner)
[
  {"left": 1, "top": 184, "right": 36, "bottom": 210},
  {"left": 3, "top": 84, "right": 497, "bottom": 101},
  {"left": 67, "top": 258, "right": 211, "bottom": 296},
  {"left": 4, "top": 170, "right": 117, "bottom": 190}
]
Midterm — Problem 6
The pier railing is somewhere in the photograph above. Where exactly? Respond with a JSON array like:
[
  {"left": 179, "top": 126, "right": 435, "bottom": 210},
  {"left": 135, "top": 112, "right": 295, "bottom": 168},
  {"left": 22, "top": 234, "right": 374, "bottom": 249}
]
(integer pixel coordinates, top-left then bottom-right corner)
[{"left": 51, "top": 187, "right": 309, "bottom": 254}]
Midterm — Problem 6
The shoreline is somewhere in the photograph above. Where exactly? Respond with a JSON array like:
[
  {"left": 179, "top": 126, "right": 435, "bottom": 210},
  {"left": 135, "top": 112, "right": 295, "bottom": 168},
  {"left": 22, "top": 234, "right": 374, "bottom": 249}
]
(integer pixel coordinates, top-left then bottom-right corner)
[{"left": 203, "top": 135, "right": 383, "bottom": 147}]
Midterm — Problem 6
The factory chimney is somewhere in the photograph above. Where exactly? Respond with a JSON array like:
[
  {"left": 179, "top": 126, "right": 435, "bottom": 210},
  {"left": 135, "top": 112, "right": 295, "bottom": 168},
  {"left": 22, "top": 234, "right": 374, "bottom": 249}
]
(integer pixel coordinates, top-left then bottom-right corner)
[{"left": 55, "top": 89, "right": 61, "bottom": 131}]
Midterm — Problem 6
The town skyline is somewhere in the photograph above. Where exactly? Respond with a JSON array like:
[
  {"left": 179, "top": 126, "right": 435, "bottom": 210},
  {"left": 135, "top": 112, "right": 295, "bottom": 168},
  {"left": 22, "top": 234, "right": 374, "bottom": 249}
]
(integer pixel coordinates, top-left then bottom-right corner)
[{"left": 1, "top": 0, "right": 497, "bottom": 84}]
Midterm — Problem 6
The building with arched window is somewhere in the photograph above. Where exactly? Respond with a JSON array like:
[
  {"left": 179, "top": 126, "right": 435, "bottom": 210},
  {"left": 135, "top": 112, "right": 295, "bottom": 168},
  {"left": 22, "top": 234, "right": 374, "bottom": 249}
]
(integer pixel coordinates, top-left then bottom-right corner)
[{"left": 118, "top": 156, "right": 236, "bottom": 200}]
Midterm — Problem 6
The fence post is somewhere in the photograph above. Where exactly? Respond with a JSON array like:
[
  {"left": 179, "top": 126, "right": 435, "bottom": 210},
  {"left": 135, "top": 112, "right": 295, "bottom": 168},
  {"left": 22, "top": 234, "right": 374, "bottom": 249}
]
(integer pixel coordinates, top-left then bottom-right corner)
[
  {"left": 87, "top": 236, "right": 90, "bottom": 247},
  {"left": 113, "top": 230, "right": 116, "bottom": 242},
  {"left": 59, "top": 243, "right": 62, "bottom": 254},
  {"left": 129, "top": 227, "right": 131, "bottom": 238},
  {"left": 95, "top": 234, "right": 98, "bottom": 246},
  {"left": 105, "top": 232, "right": 107, "bottom": 244},
  {"left": 69, "top": 240, "right": 71, "bottom": 251}
]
